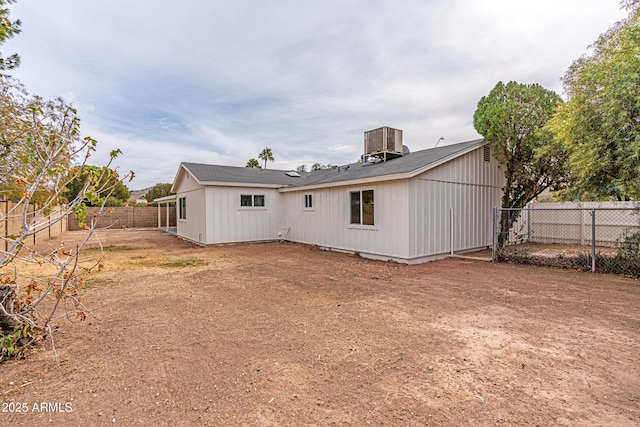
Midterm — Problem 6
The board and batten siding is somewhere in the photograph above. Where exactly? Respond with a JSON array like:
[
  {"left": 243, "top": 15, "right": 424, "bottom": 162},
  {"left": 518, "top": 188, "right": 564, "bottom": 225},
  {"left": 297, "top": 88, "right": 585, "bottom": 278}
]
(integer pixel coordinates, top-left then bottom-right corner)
[
  {"left": 279, "top": 179, "right": 411, "bottom": 261},
  {"left": 174, "top": 172, "right": 207, "bottom": 244},
  {"left": 408, "top": 145, "right": 504, "bottom": 261},
  {"left": 204, "top": 186, "right": 280, "bottom": 244}
]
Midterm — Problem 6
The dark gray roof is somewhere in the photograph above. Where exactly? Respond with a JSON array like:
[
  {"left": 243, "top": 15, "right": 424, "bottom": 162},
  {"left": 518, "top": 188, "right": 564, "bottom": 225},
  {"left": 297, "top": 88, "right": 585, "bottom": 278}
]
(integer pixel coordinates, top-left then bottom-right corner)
[
  {"left": 181, "top": 139, "right": 485, "bottom": 188},
  {"left": 181, "top": 162, "right": 309, "bottom": 186},
  {"left": 298, "top": 139, "right": 485, "bottom": 187}
]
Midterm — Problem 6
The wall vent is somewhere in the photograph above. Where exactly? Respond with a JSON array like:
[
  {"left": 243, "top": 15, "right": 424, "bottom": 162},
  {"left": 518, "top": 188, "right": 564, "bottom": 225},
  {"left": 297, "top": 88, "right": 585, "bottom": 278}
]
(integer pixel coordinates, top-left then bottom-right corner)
[{"left": 483, "top": 145, "right": 490, "bottom": 162}]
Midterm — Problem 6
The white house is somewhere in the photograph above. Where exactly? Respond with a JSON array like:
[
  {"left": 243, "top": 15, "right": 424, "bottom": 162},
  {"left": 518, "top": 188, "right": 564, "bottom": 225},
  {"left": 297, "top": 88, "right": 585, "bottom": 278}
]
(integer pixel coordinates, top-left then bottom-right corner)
[{"left": 167, "top": 128, "right": 505, "bottom": 264}]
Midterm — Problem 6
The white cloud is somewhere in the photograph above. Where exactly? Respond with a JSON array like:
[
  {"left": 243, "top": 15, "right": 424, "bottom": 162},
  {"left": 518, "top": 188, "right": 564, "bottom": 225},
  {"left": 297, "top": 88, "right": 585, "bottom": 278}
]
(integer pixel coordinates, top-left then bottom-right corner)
[{"left": 6, "top": 0, "right": 630, "bottom": 189}]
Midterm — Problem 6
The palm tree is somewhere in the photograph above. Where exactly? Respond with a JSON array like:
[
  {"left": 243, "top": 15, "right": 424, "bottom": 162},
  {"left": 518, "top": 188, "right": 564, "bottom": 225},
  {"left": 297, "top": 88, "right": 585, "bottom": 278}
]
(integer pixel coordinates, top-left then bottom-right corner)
[
  {"left": 258, "top": 147, "right": 274, "bottom": 169},
  {"left": 246, "top": 158, "right": 261, "bottom": 168}
]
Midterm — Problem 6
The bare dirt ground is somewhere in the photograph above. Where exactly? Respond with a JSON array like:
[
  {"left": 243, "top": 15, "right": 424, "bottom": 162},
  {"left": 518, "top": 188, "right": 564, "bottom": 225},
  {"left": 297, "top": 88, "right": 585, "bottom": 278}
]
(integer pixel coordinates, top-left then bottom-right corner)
[
  {"left": 501, "top": 242, "right": 618, "bottom": 258},
  {"left": 1, "top": 229, "right": 639, "bottom": 426}
]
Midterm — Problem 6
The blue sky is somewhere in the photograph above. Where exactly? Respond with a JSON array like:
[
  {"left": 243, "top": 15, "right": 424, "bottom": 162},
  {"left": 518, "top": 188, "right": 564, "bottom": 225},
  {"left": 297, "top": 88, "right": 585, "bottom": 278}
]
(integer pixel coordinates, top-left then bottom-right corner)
[{"left": 4, "top": 0, "right": 629, "bottom": 189}]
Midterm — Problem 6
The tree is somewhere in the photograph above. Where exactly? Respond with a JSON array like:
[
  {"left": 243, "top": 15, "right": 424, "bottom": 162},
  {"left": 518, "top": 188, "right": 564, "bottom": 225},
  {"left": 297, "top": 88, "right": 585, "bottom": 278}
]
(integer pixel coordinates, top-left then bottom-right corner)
[
  {"left": 0, "top": 0, "right": 21, "bottom": 72},
  {"left": 246, "top": 158, "right": 261, "bottom": 168},
  {"left": 64, "top": 166, "right": 130, "bottom": 206},
  {"left": 258, "top": 147, "right": 274, "bottom": 169},
  {"left": 144, "top": 183, "right": 173, "bottom": 203},
  {"left": 0, "top": 77, "right": 132, "bottom": 362},
  {"left": 311, "top": 163, "right": 333, "bottom": 171},
  {"left": 296, "top": 164, "right": 307, "bottom": 173},
  {"left": 473, "top": 81, "right": 566, "bottom": 247},
  {"left": 548, "top": 4, "right": 640, "bottom": 201}
]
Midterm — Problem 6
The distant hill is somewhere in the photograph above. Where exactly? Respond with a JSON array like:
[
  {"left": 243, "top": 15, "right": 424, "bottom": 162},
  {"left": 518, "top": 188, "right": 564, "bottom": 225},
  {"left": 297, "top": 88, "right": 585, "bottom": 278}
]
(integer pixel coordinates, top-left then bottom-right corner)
[{"left": 130, "top": 187, "right": 153, "bottom": 200}]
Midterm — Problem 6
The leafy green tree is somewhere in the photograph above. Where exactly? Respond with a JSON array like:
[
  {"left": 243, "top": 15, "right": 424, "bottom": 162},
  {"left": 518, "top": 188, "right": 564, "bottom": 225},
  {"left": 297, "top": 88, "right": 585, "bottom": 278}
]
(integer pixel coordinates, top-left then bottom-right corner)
[
  {"left": 64, "top": 165, "right": 130, "bottom": 206},
  {"left": 474, "top": 81, "right": 566, "bottom": 247},
  {"left": 0, "top": 0, "right": 21, "bottom": 71},
  {"left": 311, "top": 163, "right": 333, "bottom": 171},
  {"left": 548, "top": 4, "right": 640, "bottom": 201},
  {"left": 296, "top": 164, "right": 307, "bottom": 173},
  {"left": 144, "top": 183, "right": 173, "bottom": 203},
  {"left": 246, "top": 158, "right": 261, "bottom": 168},
  {"left": 258, "top": 147, "right": 274, "bottom": 169}
]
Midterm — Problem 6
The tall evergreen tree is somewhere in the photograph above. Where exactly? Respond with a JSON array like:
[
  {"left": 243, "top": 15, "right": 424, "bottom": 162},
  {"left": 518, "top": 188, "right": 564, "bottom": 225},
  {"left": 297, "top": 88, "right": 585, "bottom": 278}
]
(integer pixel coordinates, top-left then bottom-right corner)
[{"left": 474, "top": 81, "right": 566, "bottom": 246}]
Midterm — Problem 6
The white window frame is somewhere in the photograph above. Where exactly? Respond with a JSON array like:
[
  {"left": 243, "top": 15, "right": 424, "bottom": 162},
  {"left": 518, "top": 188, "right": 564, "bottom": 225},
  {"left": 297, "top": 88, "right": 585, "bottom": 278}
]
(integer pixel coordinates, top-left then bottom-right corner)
[
  {"left": 178, "top": 197, "right": 187, "bottom": 220},
  {"left": 253, "top": 194, "right": 265, "bottom": 207},
  {"left": 304, "top": 193, "right": 313, "bottom": 210},
  {"left": 349, "top": 188, "right": 375, "bottom": 227},
  {"left": 239, "top": 194, "right": 266, "bottom": 209}
]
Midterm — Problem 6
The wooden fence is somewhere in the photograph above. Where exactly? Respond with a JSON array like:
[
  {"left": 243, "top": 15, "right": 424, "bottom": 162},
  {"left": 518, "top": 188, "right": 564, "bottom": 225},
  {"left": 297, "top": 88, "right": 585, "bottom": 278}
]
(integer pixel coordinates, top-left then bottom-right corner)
[
  {"left": 1, "top": 201, "right": 68, "bottom": 251},
  {"left": 67, "top": 206, "right": 176, "bottom": 231}
]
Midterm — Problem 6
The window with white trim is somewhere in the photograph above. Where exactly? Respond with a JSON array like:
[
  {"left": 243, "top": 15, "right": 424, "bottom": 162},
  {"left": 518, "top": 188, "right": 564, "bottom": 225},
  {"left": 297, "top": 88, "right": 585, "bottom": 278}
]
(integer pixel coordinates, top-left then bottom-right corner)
[
  {"left": 178, "top": 197, "right": 187, "bottom": 220},
  {"left": 350, "top": 189, "right": 374, "bottom": 225},
  {"left": 304, "top": 194, "right": 313, "bottom": 209},
  {"left": 240, "top": 194, "right": 265, "bottom": 207}
]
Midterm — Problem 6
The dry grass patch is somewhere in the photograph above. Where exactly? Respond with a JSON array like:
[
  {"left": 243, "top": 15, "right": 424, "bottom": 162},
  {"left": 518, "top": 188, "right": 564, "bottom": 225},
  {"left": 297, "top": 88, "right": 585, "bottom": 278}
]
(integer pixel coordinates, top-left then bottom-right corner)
[{"left": 131, "top": 258, "right": 208, "bottom": 268}]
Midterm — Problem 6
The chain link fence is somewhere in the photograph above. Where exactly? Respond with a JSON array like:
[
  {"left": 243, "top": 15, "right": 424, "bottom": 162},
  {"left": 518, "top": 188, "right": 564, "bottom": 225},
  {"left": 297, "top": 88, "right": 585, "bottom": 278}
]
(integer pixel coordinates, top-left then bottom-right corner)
[{"left": 493, "top": 203, "right": 640, "bottom": 277}]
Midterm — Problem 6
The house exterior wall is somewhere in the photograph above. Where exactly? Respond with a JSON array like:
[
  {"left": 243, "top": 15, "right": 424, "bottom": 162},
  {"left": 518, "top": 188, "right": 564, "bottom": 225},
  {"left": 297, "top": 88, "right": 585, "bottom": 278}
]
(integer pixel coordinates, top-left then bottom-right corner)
[
  {"left": 279, "top": 179, "right": 410, "bottom": 261},
  {"left": 204, "top": 186, "right": 280, "bottom": 244},
  {"left": 408, "top": 146, "right": 504, "bottom": 260},
  {"left": 174, "top": 171, "right": 207, "bottom": 243},
  {"left": 171, "top": 143, "right": 504, "bottom": 263}
]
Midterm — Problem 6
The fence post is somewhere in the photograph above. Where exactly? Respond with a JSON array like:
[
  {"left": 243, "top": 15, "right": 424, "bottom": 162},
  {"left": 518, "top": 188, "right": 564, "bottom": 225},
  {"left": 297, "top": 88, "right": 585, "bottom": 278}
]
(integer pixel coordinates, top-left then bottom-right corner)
[
  {"left": 492, "top": 207, "right": 497, "bottom": 261},
  {"left": 527, "top": 205, "right": 532, "bottom": 242},
  {"left": 591, "top": 208, "right": 596, "bottom": 273}
]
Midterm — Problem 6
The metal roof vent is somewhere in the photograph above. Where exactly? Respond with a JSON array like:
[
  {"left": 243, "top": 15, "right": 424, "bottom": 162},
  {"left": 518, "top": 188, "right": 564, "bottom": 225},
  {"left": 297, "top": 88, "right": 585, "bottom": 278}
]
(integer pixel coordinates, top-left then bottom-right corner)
[{"left": 364, "top": 126, "right": 403, "bottom": 161}]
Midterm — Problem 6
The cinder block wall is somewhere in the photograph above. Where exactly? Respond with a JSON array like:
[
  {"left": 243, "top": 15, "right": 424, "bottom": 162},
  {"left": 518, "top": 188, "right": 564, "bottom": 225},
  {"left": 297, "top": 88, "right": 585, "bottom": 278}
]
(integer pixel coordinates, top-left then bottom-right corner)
[
  {"left": 1, "top": 201, "right": 69, "bottom": 250},
  {"left": 67, "top": 206, "right": 177, "bottom": 230}
]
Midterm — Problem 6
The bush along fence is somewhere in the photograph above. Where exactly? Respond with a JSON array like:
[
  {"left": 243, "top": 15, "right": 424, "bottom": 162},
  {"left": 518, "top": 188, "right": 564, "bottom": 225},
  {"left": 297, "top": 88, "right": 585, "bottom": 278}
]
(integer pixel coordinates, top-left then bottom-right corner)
[
  {"left": 493, "top": 202, "right": 640, "bottom": 277},
  {"left": 1, "top": 201, "right": 68, "bottom": 251},
  {"left": 67, "top": 206, "right": 176, "bottom": 231}
]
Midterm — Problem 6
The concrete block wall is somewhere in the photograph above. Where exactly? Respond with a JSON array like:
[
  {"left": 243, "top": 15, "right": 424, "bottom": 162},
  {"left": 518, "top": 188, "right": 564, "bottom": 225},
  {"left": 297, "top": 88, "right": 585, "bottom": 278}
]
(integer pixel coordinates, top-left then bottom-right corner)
[
  {"left": 1, "top": 201, "right": 68, "bottom": 250},
  {"left": 67, "top": 206, "right": 176, "bottom": 230}
]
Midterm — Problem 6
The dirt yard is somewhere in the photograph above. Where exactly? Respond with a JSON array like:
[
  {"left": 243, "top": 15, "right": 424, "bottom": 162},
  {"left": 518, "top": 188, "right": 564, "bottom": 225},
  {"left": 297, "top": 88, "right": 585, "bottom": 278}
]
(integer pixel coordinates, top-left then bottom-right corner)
[{"left": 1, "top": 229, "right": 639, "bottom": 426}]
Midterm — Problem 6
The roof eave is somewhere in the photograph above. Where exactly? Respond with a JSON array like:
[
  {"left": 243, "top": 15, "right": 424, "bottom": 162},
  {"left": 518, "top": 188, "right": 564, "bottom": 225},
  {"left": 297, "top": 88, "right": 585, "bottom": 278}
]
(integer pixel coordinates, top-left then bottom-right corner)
[
  {"left": 171, "top": 163, "right": 204, "bottom": 193},
  {"left": 154, "top": 195, "right": 177, "bottom": 203},
  {"left": 198, "top": 181, "right": 286, "bottom": 189},
  {"left": 279, "top": 172, "right": 411, "bottom": 192}
]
